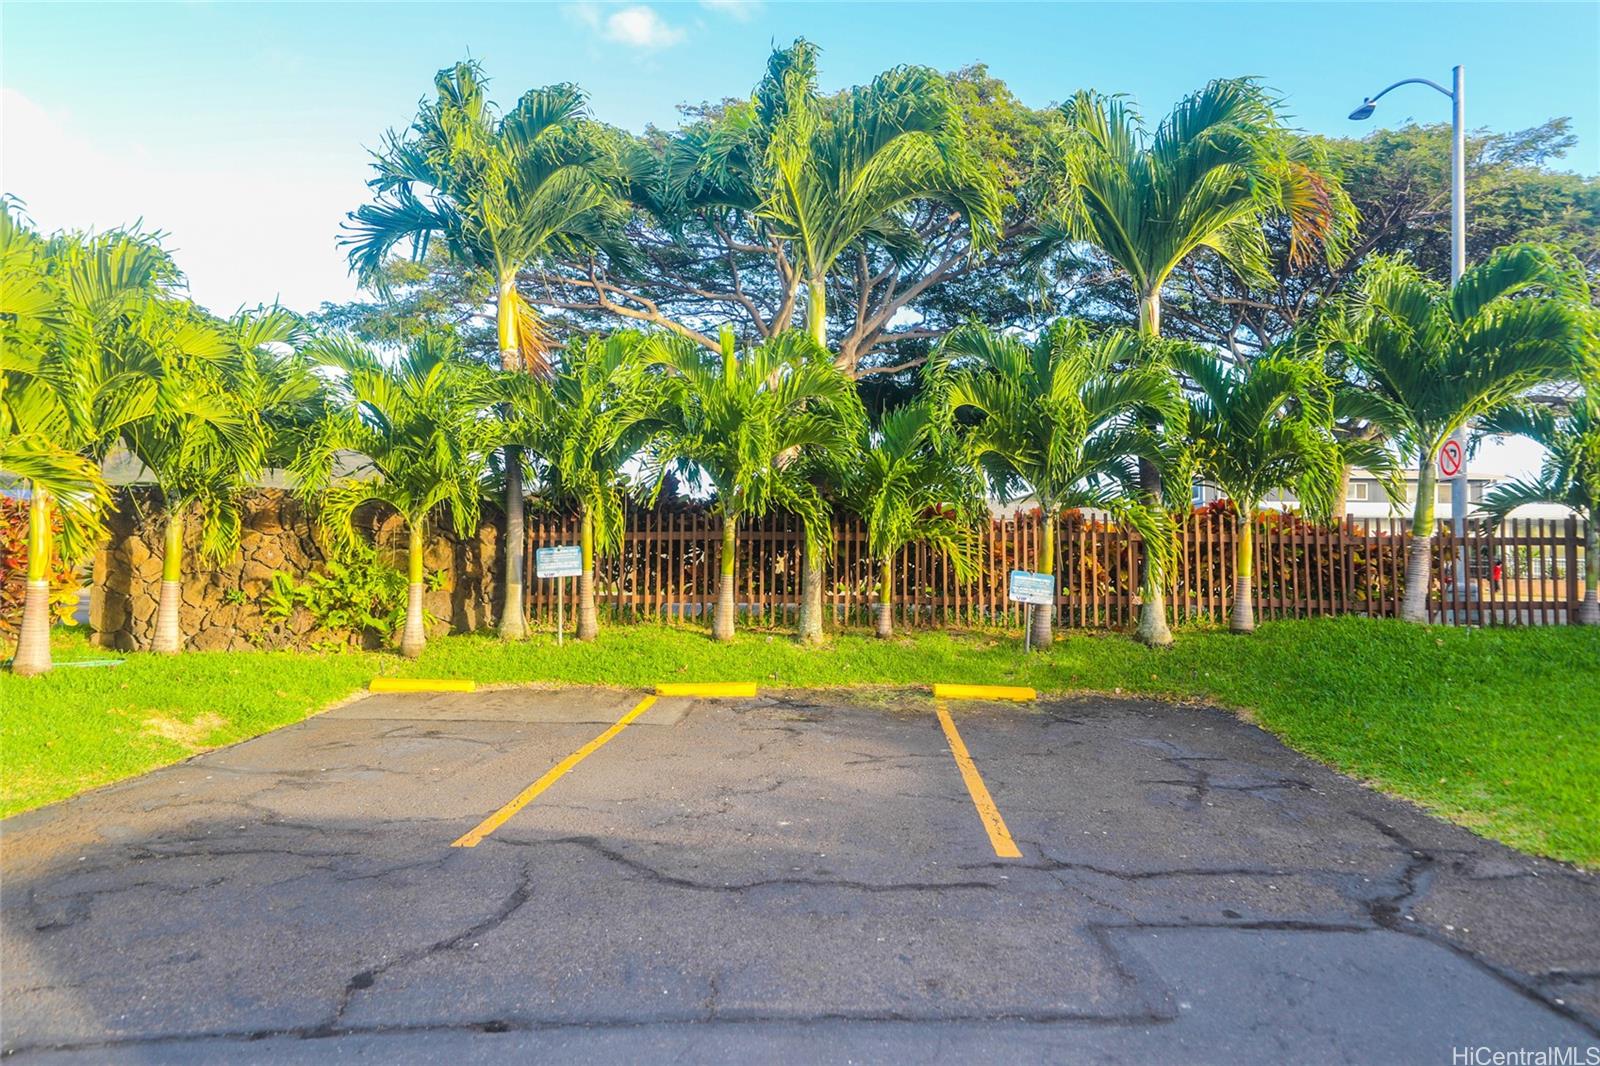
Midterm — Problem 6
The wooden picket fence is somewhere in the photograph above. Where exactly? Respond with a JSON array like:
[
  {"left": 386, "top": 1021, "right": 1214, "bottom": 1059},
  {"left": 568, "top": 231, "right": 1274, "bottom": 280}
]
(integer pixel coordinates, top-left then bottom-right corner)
[{"left": 521, "top": 504, "right": 1592, "bottom": 629}]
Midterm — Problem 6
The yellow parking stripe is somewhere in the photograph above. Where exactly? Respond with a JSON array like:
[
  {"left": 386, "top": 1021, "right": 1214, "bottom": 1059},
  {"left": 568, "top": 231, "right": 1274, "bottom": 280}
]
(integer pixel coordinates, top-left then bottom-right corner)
[
  {"left": 451, "top": 694, "right": 658, "bottom": 848},
  {"left": 932, "top": 683, "right": 1035, "bottom": 702},
  {"left": 654, "top": 682, "right": 758, "bottom": 698},
  {"left": 370, "top": 678, "right": 475, "bottom": 693},
  {"left": 934, "top": 699, "right": 1023, "bottom": 859}
]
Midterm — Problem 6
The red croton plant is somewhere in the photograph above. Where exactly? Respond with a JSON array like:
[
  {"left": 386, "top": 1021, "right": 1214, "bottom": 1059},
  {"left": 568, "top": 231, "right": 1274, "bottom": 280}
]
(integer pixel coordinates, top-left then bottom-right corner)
[{"left": 0, "top": 496, "right": 83, "bottom": 638}]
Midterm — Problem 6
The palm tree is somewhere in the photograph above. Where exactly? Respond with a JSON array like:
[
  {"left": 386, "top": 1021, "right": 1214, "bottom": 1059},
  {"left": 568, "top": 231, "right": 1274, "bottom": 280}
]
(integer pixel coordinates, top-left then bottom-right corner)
[
  {"left": 509, "top": 331, "right": 661, "bottom": 640},
  {"left": 0, "top": 207, "right": 171, "bottom": 674},
  {"left": 344, "top": 60, "right": 635, "bottom": 640},
  {"left": 931, "top": 321, "right": 1183, "bottom": 648},
  {"left": 1031, "top": 80, "right": 1353, "bottom": 645},
  {"left": 1321, "top": 246, "right": 1590, "bottom": 622},
  {"left": 295, "top": 333, "right": 499, "bottom": 658},
  {"left": 123, "top": 306, "right": 308, "bottom": 654},
  {"left": 1171, "top": 347, "right": 1346, "bottom": 632},
  {"left": 0, "top": 437, "right": 109, "bottom": 675},
  {"left": 845, "top": 402, "right": 982, "bottom": 638},
  {"left": 669, "top": 41, "right": 1002, "bottom": 642},
  {"left": 646, "top": 329, "right": 861, "bottom": 642},
  {"left": 683, "top": 40, "right": 1002, "bottom": 355},
  {"left": 1477, "top": 393, "right": 1599, "bottom": 624}
]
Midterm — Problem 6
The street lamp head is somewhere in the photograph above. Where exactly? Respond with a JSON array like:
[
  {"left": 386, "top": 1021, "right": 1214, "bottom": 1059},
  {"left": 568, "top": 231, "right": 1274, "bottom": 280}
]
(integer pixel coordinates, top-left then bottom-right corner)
[{"left": 1348, "top": 100, "right": 1377, "bottom": 121}]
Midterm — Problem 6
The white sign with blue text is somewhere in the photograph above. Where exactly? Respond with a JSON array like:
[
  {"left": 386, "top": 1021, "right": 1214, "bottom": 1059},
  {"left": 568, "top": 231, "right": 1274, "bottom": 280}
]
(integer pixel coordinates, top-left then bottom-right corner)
[
  {"left": 535, "top": 545, "right": 583, "bottom": 579},
  {"left": 1008, "top": 570, "right": 1055, "bottom": 605}
]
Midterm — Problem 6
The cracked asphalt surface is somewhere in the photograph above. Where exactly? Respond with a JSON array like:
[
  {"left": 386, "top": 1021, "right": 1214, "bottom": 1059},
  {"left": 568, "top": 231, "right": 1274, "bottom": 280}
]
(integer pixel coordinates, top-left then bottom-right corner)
[{"left": 3, "top": 686, "right": 1597, "bottom": 1063}]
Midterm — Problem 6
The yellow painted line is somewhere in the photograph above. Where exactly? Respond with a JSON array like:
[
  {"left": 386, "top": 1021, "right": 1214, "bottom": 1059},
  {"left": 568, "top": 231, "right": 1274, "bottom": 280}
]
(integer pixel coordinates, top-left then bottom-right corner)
[
  {"left": 654, "top": 681, "right": 758, "bottom": 698},
  {"left": 370, "top": 677, "right": 476, "bottom": 693},
  {"left": 452, "top": 695, "right": 659, "bottom": 848},
  {"left": 932, "top": 683, "right": 1036, "bottom": 702},
  {"left": 934, "top": 699, "right": 1023, "bottom": 860}
]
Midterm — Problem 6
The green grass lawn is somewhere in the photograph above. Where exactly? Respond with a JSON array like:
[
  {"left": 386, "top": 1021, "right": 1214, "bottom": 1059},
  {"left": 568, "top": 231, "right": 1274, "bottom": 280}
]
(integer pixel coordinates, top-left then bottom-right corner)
[{"left": 4, "top": 618, "right": 1597, "bottom": 867}]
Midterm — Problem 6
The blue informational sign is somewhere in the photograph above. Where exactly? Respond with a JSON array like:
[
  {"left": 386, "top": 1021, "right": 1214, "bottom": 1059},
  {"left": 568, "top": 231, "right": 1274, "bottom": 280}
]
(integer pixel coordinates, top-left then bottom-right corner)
[
  {"left": 1008, "top": 569, "right": 1055, "bottom": 605},
  {"left": 535, "top": 545, "right": 583, "bottom": 578}
]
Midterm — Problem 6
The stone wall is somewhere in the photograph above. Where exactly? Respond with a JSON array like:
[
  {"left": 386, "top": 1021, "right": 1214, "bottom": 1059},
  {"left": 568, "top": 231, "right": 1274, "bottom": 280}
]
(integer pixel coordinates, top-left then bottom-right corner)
[{"left": 91, "top": 490, "right": 505, "bottom": 651}]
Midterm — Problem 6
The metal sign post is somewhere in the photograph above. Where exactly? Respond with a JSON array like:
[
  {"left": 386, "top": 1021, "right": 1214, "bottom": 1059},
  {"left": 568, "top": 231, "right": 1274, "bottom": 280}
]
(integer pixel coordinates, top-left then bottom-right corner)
[
  {"left": 535, "top": 546, "right": 583, "bottom": 646},
  {"left": 1008, "top": 570, "right": 1054, "bottom": 655}
]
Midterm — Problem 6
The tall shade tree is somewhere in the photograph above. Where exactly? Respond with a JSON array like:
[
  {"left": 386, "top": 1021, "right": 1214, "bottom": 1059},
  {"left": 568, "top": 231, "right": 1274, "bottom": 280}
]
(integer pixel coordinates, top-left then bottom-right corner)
[
  {"left": 1477, "top": 393, "right": 1599, "bottom": 624},
  {"left": 0, "top": 208, "right": 172, "bottom": 674},
  {"left": 295, "top": 334, "right": 499, "bottom": 658},
  {"left": 509, "top": 331, "right": 661, "bottom": 640},
  {"left": 931, "top": 321, "right": 1183, "bottom": 648},
  {"left": 344, "top": 60, "right": 635, "bottom": 640},
  {"left": 845, "top": 401, "right": 982, "bottom": 639},
  {"left": 646, "top": 329, "right": 860, "bottom": 642},
  {"left": 1170, "top": 347, "right": 1346, "bottom": 633},
  {"left": 1030, "top": 79, "right": 1353, "bottom": 645},
  {"left": 123, "top": 307, "right": 309, "bottom": 654},
  {"left": 1321, "top": 245, "right": 1591, "bottom": 622},
  {"left": 666, "top": 39, "right": 1003, "bottom": 369}
]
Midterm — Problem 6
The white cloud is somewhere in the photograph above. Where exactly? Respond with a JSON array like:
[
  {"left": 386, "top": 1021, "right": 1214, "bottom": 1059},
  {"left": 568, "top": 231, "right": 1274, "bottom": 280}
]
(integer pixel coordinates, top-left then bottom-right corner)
[
  {"left": 700, "top": 0, "right": 760, "bottom": 21},
  {"left": 1, "top": 87, "right": 363, "bottom": 316},
  {"left": 562, "top": 3, "right": 687, "bottom": 50},
  {"left": 606, "top": 5, "right": 684, "bottom": 48}
]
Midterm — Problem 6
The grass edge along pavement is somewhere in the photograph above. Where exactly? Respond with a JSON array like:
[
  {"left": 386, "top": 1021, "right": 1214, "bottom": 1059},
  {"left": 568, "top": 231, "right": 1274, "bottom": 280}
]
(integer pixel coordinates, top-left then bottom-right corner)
[{"left": 2, "top": 619, "right": 1596, "bottom": 868}]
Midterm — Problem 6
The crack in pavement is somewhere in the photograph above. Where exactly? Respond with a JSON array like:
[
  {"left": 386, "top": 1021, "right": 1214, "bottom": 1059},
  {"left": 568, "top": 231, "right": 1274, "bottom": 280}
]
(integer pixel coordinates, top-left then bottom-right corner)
[{"left": 311, "top": 862, "right": 538, "bottom": 1036}]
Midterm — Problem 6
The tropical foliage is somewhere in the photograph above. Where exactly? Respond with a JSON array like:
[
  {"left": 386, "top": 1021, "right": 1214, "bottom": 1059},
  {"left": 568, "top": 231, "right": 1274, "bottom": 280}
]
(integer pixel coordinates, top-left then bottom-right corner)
[
  {"left": 294, "top": 333, "right": 500, "bottom": 657},
  {"left": 1317, "top": 245, "right": 1591, "bottom": 620},
  {"left": 1171, "top": 347, "right": 1344, "bottom": 631},
  {"left": 7, "top": 47, "right": 1599, "bottom": 676},
  {"left": 931, "top": 321, "right": 1183, "bottom": 647},
  {"left": 123, "top": 306, "right": 312, "bottom": 654},
  {"left": 508, "top": 330, "right": 661, "bottom": 639},
  {"left": 845, "top": 401, "right": 981, "bottom": 638},
  {"left": 345, "top": 60, "right": 637, "bottom": 639},
  {"left": 645, "top": 329, "right": 861, "bottom": 641},
  {"left": 0, "top": 207, "right": 171, "bottom": 673},
  {"left": 1478, "top": 394, "right": 1600, "bottom": 623},
  {"left": 1025, "top": 79, "right": 1354, "bottom": 645}
]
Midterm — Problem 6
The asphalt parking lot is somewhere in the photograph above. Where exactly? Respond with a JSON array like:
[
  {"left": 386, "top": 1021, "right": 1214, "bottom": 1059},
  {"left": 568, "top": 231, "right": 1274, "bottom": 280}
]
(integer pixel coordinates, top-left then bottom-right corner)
[{"left": 3, "top": 684, "right": 1598, "bottom": 1063}]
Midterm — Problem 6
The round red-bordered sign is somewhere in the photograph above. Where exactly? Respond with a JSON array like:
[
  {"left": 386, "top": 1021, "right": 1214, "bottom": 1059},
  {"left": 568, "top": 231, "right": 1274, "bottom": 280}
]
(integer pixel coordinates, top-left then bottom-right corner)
[{"left": 1438, "top": 439, "right": 1464, "bottom": 478}]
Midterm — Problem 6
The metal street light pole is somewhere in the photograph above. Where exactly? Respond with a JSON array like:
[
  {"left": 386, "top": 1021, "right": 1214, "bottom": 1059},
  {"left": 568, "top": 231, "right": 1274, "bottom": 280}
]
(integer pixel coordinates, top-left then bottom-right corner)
[
  {"left": 1350, "top": 65, "right": 1470, "bottom": 573},
  {"left": 1448, "top": 66, "right": 1467, "bottom": 539}
]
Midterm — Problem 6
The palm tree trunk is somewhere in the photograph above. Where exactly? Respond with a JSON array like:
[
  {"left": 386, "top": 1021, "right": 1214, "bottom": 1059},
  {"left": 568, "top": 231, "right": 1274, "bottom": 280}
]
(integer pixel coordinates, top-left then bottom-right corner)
[
  {"left": 875, "top": 556, "right": 894, "bottom": 639},
  {"left": 577, "top": 506, "right": 599, "bottom": 641},
  {"left": 1232, "top": 513, "right": 1256, "bottom": 633},
  {"left": 11, "top": 484, "right": 53, "bottom": 676},
  {"left": 807, "top": 280, "right": 827, "bottom": 349},
  {"left": 1401, "top": 455, "right": 1438, "bottom": 623},
  {"left": 1579, "top": 516, "right": 1598, "bottom": 626},
  {"left": 496, "top": 274, "right": 529, "bottom": 641},
  {"left": 1134, "top": 287, "right": 1174, "bottom": 647},
  {"left": 797, "top": 534, "right": 825, "bottom": 645},
  {"left": 713, "top": 514, "right": 737, "bottom": 642},
  {"left": 498, "top": 449, "right": 529, "bottom": 640},
  {"left": 1330, "top": 462, "right": 1352, "bottom": 523},
  {"left": 1031, "top": 510, "right": 1055, "bottom": 649},
  {"left": 151, "top": 506, "right": 184, "bottom": 654},
  {"left": 401, "top": 521, "right": 427, "bottom": 658}
]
